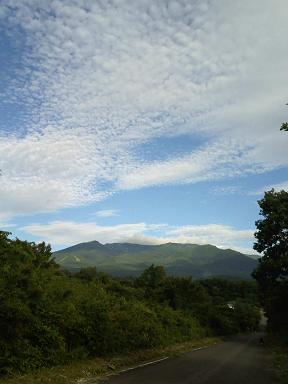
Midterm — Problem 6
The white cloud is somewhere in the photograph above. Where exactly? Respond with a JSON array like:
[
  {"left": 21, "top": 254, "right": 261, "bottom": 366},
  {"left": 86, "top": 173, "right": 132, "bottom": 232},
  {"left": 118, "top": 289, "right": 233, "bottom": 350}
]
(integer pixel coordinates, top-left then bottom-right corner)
[
  {"left": 271, "top": 181, "right": 288, "bottom": 191},
  {"left": 166, "top": 224, "right": 254, "bottom": 247},
  {"left": 0, "top": 0, "right": 288, "bottom": 216},
  {"left": 0, "top": 222, "right": 16, "bottom": 230},
  {"left": 0, "top": 130, "right": 112, "bottom": 217},
  {"left": 117, "top": 139, "right": 269, "bottom": 190},
  {"left": 22, "top": 221, "right": 166, "bottom": 247},
  {"left": 94, "top": 209, "right": 120, "bottom": 218},
  {"left": 22, "top": 220, "right": 256, "bottom": 254},
  {"left": 211, "top": 185, "right": 241, "bottom": 196},
  {"left": 250, "top": 180, "right": 288, "bottom": 196}
]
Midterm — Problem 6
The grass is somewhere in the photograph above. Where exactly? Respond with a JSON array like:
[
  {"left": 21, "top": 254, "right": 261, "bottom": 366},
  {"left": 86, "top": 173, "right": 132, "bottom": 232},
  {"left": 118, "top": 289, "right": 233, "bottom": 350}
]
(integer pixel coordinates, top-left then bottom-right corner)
[
  {"left": 266, "top": 334, "right": 288, "bottom": 384},
  {"left": 0, "top": 337, "right": 220, "bottom": 384},
  {"left": 271, "top": 344, "right": 288, "bottom": 383}
]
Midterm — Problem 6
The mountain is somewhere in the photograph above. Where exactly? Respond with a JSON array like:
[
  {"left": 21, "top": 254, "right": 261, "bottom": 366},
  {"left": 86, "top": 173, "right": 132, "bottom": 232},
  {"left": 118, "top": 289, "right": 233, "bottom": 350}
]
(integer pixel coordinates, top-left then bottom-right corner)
[{"left": 54, "top": 241, "right": 258, "bottom": 279}]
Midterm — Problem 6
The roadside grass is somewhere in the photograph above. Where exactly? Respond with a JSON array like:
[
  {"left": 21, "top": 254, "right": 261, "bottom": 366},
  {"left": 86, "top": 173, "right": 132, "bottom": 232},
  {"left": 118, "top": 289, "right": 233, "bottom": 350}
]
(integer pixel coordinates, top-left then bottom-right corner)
[
  {"left": 272, "top": 346, "right": 288, "bottom": 383},
  {"left": 268, "top": 336, "right": 288, "bottom": 384},
  {"left": 0, "top": 337, "right": 220, "bottom": 384}
]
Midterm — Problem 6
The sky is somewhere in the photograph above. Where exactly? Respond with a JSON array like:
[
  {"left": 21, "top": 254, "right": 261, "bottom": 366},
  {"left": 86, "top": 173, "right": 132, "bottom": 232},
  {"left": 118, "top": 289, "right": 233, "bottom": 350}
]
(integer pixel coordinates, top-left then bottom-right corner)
[{"left": 0, "top": 0, "right": 287, "bottom": 253}]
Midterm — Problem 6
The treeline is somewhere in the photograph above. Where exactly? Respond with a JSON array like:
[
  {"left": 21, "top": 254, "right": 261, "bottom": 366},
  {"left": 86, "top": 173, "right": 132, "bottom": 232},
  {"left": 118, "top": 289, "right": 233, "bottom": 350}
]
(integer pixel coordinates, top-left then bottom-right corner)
[{"left": 0, "top": 231, "right": 260, "bottom": 375}]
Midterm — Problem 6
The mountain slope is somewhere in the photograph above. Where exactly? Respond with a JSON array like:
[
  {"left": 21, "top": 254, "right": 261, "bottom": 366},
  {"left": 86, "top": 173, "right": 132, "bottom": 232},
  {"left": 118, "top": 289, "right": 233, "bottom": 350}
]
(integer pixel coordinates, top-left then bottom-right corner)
[{"left": 54, "top": 241, "right": 257, "bottom": 279}]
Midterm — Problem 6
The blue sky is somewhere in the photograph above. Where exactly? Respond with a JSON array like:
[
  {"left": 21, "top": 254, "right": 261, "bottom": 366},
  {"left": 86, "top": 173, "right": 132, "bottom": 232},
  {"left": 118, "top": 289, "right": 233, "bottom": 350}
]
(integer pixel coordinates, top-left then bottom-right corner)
[{"left": 0, "top": 0, "right": 287, "bottom": 253}]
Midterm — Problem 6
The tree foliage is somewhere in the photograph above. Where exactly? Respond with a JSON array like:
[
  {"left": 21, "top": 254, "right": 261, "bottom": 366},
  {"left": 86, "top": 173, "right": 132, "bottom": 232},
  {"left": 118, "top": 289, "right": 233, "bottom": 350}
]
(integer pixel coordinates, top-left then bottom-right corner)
[{"left": 252, "top": 189, "right": 288, "bottom": 333}]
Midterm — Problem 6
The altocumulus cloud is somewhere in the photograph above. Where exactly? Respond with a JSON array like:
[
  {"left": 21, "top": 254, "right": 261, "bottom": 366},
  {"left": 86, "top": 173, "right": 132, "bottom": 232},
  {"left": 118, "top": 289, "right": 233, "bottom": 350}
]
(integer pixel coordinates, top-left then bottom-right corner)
[{"left": 0, "top": 0, "right": 288, "bottom": 218}]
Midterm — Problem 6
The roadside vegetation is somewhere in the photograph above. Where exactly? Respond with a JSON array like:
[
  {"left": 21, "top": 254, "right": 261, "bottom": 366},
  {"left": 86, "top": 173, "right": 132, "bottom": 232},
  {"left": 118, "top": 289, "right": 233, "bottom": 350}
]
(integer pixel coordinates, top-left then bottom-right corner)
[
  {"left": 0, "top": 337, "right": 219, "bottom": 384},
  {"left": 250, "top": 118, "right": 288, "bottom": 383},
  {"left": 0, "top": 231, "right": 260, "bottom": 378},
  {"left": 252, "top": 187, "right": 288, "bottom": 383},
  {"left": 270, "top": 336, "right": 288, "bottom": 384}
]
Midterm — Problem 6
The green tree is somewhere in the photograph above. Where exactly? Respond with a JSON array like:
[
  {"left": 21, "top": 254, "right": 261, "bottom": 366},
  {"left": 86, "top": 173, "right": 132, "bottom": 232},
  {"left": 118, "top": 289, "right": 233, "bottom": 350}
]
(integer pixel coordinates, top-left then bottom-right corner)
[
  {"left": 0, "top": 231, "right": 65, "bottom": 373},
  {"left": 136, "top": 265, "right": 166, "bottom": 288},
  {"left": 252, "top": 189, "right": 288, "bottom": 333},
  {"left": 161, "top": 276, "right": 209, "bottom": 310}
]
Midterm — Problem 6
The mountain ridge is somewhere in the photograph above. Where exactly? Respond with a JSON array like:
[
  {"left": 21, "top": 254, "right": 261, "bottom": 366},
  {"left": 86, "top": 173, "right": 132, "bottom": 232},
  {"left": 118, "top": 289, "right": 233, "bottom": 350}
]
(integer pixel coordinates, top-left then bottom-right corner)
[{"left": 54, "top": 240, "right": 257, "bottom": 279}]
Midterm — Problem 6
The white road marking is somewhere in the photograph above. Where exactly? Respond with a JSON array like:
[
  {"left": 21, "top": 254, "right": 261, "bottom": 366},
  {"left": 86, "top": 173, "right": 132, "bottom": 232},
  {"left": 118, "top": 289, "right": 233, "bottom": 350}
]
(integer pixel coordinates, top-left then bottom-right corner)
[
  {"left": 105, "top": 344, "right": 214, "bottom": 378},
  {"left": 192, "top": 347, "right": 206, "bottom": 351},
  {"left": 117, "top": 356, "right": 169, "bottom": 374}
]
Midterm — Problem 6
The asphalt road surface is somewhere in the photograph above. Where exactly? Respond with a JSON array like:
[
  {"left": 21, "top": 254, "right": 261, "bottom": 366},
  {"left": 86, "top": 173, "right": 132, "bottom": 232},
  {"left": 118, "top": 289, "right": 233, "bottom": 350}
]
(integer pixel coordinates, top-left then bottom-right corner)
[{"left": 100, "top": 334, "right": 277, "bottom": 384}]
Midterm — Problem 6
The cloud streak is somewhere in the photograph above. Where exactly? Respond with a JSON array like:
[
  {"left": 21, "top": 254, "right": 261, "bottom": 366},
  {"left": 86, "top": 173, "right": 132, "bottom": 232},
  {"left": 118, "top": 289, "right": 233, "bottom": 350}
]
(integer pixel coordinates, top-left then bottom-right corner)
[{"left": 94, "top": 209, "right": 120, "bottom": 218}]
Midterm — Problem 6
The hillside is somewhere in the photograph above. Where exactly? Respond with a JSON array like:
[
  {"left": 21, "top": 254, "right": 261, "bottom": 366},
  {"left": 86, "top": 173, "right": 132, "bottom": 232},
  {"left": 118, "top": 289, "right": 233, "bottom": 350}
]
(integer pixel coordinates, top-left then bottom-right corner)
[{"left": 53, "top": 241, "right": 258, "bottom": 279}]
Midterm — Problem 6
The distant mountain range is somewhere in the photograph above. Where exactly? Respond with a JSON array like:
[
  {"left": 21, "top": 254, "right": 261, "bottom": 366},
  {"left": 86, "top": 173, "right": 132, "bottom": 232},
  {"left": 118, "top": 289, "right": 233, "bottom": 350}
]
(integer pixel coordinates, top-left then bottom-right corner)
[{"left": 53, "top": 241, "right": 258, "bottom": 279}]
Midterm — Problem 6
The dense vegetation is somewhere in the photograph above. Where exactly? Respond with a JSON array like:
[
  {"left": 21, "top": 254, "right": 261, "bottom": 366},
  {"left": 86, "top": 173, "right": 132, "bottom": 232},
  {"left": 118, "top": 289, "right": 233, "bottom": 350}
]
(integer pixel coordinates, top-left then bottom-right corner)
[
  {"left": 253, "top": 189, "right": 288, "bottom": 335},
  {"left": 0, "top": 231, "right": 260, "bottom": 376},
  {"left": 249, "top": 126, "right": 288, "bottom": 383}
]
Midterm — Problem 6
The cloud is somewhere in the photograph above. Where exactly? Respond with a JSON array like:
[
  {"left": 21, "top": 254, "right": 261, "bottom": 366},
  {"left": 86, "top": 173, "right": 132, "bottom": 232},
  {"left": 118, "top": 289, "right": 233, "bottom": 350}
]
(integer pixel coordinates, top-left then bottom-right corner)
[
  {"left": 0, "top": 222, "right": 16, "bottom": 230},
  {"left": 94, "top": 209, "right": 120, "bottom": 218},
  {"left": 22, "top": 221, "right": 166, "bottom": 247},
  {"left": 22, "top": 220, "right": 256, "bottom": 254},
  {"left": 0, "top": 130, "right": 112, "bottom": 217},
  {"left": 0, "top": 0, "right": 288, "bottom": 216},
  {"left": 166, "top": 224, "right": 254, "bottom": 247},
  {"left": 250, "top": 180, "right": 288, "bottom": 196},
  {"left": 117, "top": 139, "right": 270, "bottom": 190},
  {"left": 211, "top": 185, "right": 241, "bottom": 196}
]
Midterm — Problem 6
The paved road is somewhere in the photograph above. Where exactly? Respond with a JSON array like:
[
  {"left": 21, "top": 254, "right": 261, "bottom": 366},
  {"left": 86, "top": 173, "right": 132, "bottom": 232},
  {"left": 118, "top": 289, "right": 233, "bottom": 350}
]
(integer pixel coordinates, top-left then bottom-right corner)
[{"left": 100, "top": 334, "right": 277, "bottom": 384}]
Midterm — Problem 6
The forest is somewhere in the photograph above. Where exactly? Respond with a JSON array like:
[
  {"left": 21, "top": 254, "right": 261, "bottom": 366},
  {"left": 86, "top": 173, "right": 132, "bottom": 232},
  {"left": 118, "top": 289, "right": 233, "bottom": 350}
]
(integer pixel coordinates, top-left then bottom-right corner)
[{"left": 0, "top": 231, "right": 260, "bottom": 375}]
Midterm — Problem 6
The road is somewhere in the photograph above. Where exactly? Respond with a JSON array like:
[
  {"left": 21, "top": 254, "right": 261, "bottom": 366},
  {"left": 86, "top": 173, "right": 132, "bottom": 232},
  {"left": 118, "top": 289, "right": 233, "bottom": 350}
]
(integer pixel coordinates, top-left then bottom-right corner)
[{"left": 99, "top": 334, "right": 277, "bottom": 384}]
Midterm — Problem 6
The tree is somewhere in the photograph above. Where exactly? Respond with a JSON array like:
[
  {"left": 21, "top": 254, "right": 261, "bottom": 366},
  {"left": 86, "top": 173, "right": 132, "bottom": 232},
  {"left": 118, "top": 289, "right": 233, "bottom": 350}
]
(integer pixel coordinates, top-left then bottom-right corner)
[
  {"left": 252, "top": 189, "right": 288, "bottom": 333},
  {"left": 280, "top": 103, "right": 288, "bottom": 131},
  {"left": 136, "top": 265, "right": 166, "bottom": 288},
  {"left": 0, "top": 231, "right": 65, "bottom": 373}
]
